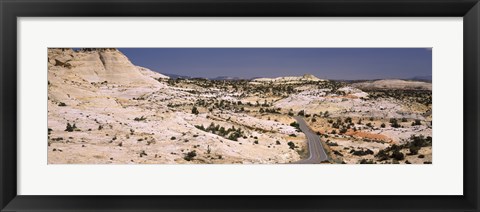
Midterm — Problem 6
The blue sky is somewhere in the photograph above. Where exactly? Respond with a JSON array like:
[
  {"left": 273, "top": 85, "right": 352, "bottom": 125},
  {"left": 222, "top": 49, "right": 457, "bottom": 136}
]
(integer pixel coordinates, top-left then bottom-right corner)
[{"left": 118, "top": 48, "right": 432, "bottom": 80}]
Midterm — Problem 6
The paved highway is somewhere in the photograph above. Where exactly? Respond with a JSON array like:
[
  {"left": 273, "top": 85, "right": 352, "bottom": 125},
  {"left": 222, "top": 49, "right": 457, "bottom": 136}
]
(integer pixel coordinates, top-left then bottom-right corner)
[{"left": 293, "top": 116, "right": 329, "bottom": 164}]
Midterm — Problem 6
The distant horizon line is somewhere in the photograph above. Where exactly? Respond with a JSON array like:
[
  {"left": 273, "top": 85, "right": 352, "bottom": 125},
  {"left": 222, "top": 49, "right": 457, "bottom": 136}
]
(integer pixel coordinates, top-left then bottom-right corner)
[{"left": 158, "top": 72, "right": 432, "bottom": 82}]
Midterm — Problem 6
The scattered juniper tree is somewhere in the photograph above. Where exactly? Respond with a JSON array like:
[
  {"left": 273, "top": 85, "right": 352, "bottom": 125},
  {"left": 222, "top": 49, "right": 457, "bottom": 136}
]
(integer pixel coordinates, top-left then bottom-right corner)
[
  {"left": 134, "top": 116, "right": 147, "bottom": 121},
  {"left": 191, "top": 106, "right": 199, "bottom": 115},
  {"left": 287, "top": 141, "right": 296, "bottom": 149},
  {"left": 65, "top": 123, "right": 77, "bottom": 132},
  {"left": 184, "top": 150, "right": 197, "bottom": 161},
  {"left": 411, "top": 119, "right": 422, "bottom": 126},
  {"left": 297, "top": 110, "right": 305, "bottom": 116},
  {"left": 389, "top": 118, "right": 400, "bottom": 128}
]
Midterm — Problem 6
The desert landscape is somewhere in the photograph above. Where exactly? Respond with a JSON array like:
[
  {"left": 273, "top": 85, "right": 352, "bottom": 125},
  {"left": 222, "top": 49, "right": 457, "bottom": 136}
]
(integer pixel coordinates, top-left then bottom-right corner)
[{"left": 48, "top": 48, "right": 432, "bottom": 164}]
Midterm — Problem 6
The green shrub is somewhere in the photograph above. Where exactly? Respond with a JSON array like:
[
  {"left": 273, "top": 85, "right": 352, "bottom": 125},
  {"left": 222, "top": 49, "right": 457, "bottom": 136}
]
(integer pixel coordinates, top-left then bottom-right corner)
[
  {"left": 297, "top": 110, "right": 305, "bottom": 116},
  {"left": 323, "top": 111, "right": 330, "bottom": 118},
  {"left": 390, "top": 118, "right": 400, "bottom": 128},
  {"left": 375, "top": 149, "right": 389, "bottom": 161},
  {"left": 287, "top": 141, "right": 296, "bottom": 149},
  {"left": 359, "top": 159, "right": 375, "bottom": 164},
  {"left": 326, "top": 141, "right": 338, "bottom": 146},
  {"left": 391, "top": 150, "right": 405, "bottom": 160},
  {"left": 191, "top": 106, "right": 199, "bottom": 115},
  {"left": 290, "top": 122, "right": 300, "bottom": 130},
  {"left": 345, "top": 117, "right": 352, "bottom": 123},
  {"left": 408, "top": 146, "right": 420, "bottom": 155},
  {"left": 350, "top": 149, "right": 374, "bottom": 156},
  {"left": 65, "top": 123, "right": 77, "bottom": 132},
  {"left": 194, "top": 125, "right": 205, "bottom": 131},
  {"left": 134, "top": 116, "right": 147, "bottom": 121},
  {"left": 411, "top": 119, "right": 422, "bottom": 126},
  {"left": 184, "top": 150, "right": 197, "bottom": 161}
]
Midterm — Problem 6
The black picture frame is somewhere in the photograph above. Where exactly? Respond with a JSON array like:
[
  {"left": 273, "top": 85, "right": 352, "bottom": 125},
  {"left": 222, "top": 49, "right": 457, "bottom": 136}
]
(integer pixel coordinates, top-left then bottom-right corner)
[{"left": 1, "top": 0, "right": 479, "bottom": 211}]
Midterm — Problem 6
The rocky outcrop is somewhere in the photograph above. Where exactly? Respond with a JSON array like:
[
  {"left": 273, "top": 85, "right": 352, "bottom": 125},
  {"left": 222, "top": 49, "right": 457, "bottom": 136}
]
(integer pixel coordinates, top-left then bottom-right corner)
[
  {"left": 136, "top": 66, "right": 169, "bottom": 80},
  {"left": 48, "top": 48, "right": 161, "bottom": 86}
]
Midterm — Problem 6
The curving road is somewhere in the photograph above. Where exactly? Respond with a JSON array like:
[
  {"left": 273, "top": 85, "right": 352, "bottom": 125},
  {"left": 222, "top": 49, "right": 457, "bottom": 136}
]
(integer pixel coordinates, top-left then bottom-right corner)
[{"left": 293, "top": 116, "right": 329, "bottom": 164}]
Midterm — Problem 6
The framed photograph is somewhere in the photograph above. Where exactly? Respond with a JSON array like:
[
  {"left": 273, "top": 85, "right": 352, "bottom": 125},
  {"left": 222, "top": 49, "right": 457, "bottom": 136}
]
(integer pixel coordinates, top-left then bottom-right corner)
[{"left": 1, "top": 0, "right": 479, "bottom": 211}]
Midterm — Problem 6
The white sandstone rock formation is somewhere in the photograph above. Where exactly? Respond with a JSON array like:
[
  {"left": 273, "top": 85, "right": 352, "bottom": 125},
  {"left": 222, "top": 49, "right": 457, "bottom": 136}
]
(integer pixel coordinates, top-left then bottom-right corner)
[{"left": 352, "top": 79, "right": 432, "bottom": 90}]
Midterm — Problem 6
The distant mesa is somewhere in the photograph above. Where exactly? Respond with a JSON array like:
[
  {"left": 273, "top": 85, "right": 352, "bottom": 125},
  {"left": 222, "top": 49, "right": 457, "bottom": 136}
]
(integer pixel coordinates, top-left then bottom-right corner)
[
  {"left": 164, "top": 73, "right": 326, "bottom": 82},
  {"left": 210, "top": 76, "right": 244, "bottom": 81},
  {"left": 252, "top": 74, "right": 326, "bottom": 83},
  {"left": 163, "top": 73, "right": 195, "bottom": 79},
  {"left": 302, "top": 74, "right": 317, "bottom": 79},
  {"left": 162, "top": 74, "right": 243, "bottom": 81},
  {"left": 351, "top": 79, "right": 432, "bottom": 90}
]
